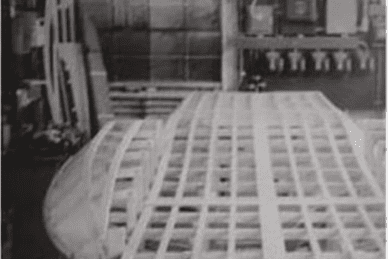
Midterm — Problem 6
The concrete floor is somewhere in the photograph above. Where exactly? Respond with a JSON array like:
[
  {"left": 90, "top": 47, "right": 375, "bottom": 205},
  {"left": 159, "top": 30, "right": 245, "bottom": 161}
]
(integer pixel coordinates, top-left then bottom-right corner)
[{"left": 2, "top": 108, "right": 384, "bottom": 259}]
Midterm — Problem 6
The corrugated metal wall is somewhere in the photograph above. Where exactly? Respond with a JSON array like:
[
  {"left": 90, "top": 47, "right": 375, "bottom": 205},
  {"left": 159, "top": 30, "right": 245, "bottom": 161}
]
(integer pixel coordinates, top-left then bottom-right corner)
[{"left": 82, "top": 0, "right": 222, "bottom": 81}]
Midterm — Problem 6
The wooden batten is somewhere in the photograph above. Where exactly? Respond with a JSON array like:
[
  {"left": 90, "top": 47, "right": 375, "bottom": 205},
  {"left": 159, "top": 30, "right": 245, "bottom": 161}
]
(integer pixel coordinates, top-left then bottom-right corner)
[{"left": 43, "top": 0, "right": 93, "bottom": 136}]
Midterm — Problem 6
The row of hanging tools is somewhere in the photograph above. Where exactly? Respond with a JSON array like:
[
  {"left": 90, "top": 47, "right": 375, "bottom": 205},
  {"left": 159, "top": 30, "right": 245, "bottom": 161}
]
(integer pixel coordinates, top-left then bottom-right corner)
[{"left": 243, "top": 48, "right": 375, "bottom": 75}]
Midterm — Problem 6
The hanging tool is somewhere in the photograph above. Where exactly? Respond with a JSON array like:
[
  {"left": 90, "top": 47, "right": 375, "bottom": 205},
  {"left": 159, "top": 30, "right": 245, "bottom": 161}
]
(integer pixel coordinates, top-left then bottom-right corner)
[
  {"left": 369, "top": 56, "right": 376, "bottom": 72},
  {"left": 312, "top": 50, "right": 327, "bottom": 71},
  {"left": 266, "top": 50, "right": 281, "bottom": 72},
  {"left": 333, "top": 50, "right": 349, "bottom": 71},
  {"left": 278, "top": 56, "right": 285, "bottom": 72},
  {"left": 300, "top": 55, "right": 306, "bottom": 72},
  {"left": 323, "top": 57, "right": 330, "bottom": 72},
  {"left": 288, "top": 49, "right": 303, "bottom": 71},
  {"left": 345, "top": 58, "right": 352, "bottom": 72},
  {"left": 355, "top": 49, "right": 370, "bottom": 71}
]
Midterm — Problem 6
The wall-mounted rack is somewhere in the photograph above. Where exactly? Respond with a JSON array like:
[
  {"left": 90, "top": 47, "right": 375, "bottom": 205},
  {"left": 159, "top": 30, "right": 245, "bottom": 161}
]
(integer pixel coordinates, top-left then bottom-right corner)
[{"left": 232, "top": 35, "right": 368, "bottom": 50}]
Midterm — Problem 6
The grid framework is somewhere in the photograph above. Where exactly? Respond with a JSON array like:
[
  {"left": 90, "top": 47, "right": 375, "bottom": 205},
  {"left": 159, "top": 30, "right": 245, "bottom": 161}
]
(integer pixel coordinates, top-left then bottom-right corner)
[{"left": 122, "top": 92, "right": 385, "bottom": 259}]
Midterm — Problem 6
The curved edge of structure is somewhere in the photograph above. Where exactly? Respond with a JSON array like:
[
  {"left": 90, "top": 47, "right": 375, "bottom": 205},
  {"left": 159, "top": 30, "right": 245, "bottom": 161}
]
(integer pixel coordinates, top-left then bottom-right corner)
[
  {"left": 43, "top": 0, "right": 61, "bottom": 123},
  {"left": 160, "top": 92, "right": 203, "bottom": 157},
  {"left": 43, "top": 121, "right": 115, "bottom": 258},
  {"left": 43, "top": 119, "right": 164, "bottom": 258}
]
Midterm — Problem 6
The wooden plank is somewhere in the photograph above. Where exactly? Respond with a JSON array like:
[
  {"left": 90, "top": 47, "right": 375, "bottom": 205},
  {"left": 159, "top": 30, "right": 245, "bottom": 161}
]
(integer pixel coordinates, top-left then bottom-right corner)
[
  {"left": 111, "top": 100, "right": 181, "bottom": 107},
  {"left": 44, "top": 0, "right": 62, "bottom": 123},
  {"left": 113, "top": 107, "right": 176, "bottom": 115},
  {"left": 82, "top": 12, "right": 112, "bottom": 127},
  {"left": 58, "top": 43, "right": 92, "bottom": 137},
  {"left": 110, "top": 81, "right": 222, "bottom": 91},
  {"left": 282, "top": 114, "right": 322, "bottom": 258},
  {"left": 252, "top": 94, "right": 286, "bottom": 259},
  {"left": 109, "top": 91, "right": 190, "bottom": 99},
  {"left": 105, "top": 227, "right": 126, "bottom": 258},
  {"left": 192, "top": 93, "right": 220, "bottom": 259}
]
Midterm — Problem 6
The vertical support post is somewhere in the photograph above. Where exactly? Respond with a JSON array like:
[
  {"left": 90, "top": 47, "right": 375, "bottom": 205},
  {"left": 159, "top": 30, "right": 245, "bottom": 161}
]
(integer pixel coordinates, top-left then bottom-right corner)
[
  {"left": 80, "top": 9, "right": 113, "bottom": 129},
  {"left": 69, "top": 0, "right": 75, "bottom": 42},
  {"left": 44, "top": 0, "right": 64, "bottom": 124},
  {"left": 374, "top": 46, "right": 385, "bottom": 109},
  {"left": 222, "top": 0, "right": 238, "bottom": 91},
  {"left": 61, "top": 6, "right": 67, "bottom": 43}
]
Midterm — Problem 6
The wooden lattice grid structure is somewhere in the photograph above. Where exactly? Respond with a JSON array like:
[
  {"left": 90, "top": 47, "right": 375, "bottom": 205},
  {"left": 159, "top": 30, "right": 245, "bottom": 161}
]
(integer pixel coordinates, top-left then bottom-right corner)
[
  {"left": 44, "top": 119, "right": 162, "bottom": 258},
  {"left": 122, "top": 92, "right": 385, "bottom": 259},
  {"left": 44, "top": 91, "right": 385, "bottom": 259}
]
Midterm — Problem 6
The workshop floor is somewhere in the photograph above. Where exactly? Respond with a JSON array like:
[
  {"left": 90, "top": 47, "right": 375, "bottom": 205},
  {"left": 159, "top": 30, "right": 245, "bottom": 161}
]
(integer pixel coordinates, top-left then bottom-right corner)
[
  {"left": 2, "top": 109, "right": 385, "bottom": 259},
  {"left": 3, "top": 154, "right": 65, "bottom": 259}
]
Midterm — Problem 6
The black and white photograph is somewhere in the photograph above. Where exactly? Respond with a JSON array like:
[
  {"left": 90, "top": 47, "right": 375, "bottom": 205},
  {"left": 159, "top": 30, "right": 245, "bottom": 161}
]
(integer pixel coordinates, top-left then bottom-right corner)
[{"left": 1, "top": 0, "right": 386, "bottom": 258}]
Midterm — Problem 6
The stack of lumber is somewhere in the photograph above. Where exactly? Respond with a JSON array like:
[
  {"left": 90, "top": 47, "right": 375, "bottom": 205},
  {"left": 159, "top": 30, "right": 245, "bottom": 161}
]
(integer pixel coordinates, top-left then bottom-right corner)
[{"left": 109, "top": 82, "right": 221, "bottom": 121}]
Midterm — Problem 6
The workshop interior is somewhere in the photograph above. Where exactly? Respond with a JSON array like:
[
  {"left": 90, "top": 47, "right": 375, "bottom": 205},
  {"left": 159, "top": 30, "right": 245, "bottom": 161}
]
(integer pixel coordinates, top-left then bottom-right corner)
[{"left": 1, "top": 0, "right": 386, "bottom": 258}]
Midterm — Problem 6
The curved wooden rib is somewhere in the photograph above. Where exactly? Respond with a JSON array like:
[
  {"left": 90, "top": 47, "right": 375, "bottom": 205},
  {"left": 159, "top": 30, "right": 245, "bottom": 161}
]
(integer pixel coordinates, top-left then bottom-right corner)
[
  {"left": 43, "top": 121, "right": 114, "bottom": 257},
  {"left": 44, "top": 119, "right": 162, "bottom": 258},
  {"left": 43, "top": 0, "right": 61, "bottom": 123},
  {"left": 159, "top": 92, "right": 204, "bottom": 158},
  {"left": 44, "top": 0, "right": 92, "bottom": 136}
]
